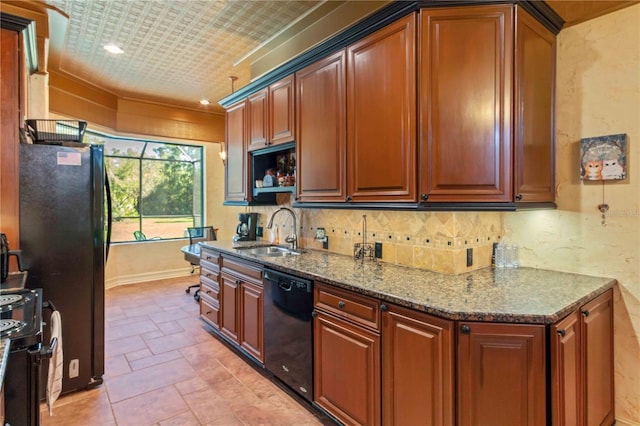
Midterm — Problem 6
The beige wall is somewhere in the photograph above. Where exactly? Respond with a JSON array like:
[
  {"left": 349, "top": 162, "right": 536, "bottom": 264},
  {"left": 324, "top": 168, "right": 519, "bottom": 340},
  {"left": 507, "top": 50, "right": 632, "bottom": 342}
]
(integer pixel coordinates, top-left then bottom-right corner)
[{"left": 504, "top": 5, "right": 640, "bottom": 424}]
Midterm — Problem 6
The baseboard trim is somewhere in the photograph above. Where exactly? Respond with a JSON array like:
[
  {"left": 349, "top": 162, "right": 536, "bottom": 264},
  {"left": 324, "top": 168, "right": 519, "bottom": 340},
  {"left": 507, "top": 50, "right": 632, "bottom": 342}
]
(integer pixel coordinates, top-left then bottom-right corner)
[{"left": 106, "top": 268, "right": 195, "bottom": 289}]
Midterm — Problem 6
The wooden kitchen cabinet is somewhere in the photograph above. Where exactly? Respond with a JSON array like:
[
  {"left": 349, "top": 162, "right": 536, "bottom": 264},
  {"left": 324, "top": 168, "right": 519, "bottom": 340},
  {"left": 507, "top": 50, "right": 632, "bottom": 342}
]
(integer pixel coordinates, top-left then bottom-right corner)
[
  {"left": 457, "top": 321, "right": 546, "bottom": 426},
  {"left": 199, "top": 247, "right": 221, "bottom": 329},
  {"left": 382, "top": 303, "right": 454, "bottom": 426},
  {"left": 219, "top": 254, "right": 264, "bottom": 363},
  {"left": 269, "top": 75, "right": 295, "bottom": 146},
  {"left": 313, "top": 282, "right": 381, "bottom": 425},
  {"left": 296, "top": 50, "right": 347, "bottom": 202},
  {"left": 224, "top": 100, "right": 249, "bottom": 204},
  {"left": 419, "top": 6, "right": 513, "bottom": 203},
  {"left": 346, "top": 14, "right": 416, "bottom": 202},
  {"left": 551, "top": 289, "right": 614, "bottom": 425},
  {"left": 247, "top": 88, "right": 268, "bottom": 151},
  {"left": 514, "top": 8, "right": 556, "bottom": 202}
]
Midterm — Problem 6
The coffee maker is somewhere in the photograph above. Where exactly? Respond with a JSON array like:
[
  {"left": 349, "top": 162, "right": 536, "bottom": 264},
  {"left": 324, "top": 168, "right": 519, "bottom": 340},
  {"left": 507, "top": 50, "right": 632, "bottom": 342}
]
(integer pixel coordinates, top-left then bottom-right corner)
[{"left": 234, "top": 213, "right": 259, "bottom": 241}]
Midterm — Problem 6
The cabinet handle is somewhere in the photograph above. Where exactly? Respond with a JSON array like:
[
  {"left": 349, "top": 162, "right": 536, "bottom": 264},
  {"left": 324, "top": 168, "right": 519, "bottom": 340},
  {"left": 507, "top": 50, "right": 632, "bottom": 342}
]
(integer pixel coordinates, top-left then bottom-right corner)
[
  {"left": 380, "top": 304, "right": 388, "bottom": 312},
  {"left": 515, "top": 194, "right": 523, "bottom": 201},
  {"left": 345, "top": 195, "right": 352, "bottom": 202},
  {"left": 206, "top": 311, "right": 212, "bottom": 315},
  {"left": 421, "top": 194, "right": 429, "bottom": 202},
  {"left": 206, "top": 273, "right": 212, "bottom": 278},
  {"left": 557, "top": 329, "right": 566, "bottom": 337},
  {"left": 311, "top": 311, "right": 318, "bottom": 318},
  {"left": 338, "top": 301, "right": 346, "bottom": 309},
  {"left": 206, "top": 255, "right": 212, "bottom": 260},
  {"left": 235, "top": 279, "right": 241, "bottom": 285},
  {"left": 265, "top": 141, "right": 269, "bottom": 146},
  {"left": 582, "top": 309, "right": 590, "bottom": 317},
  {"left": 206, "top": 290, "right": 212, "bottom": 295},
  {"left": 460, "top": 324, "right": 471, "bottom": 334}
]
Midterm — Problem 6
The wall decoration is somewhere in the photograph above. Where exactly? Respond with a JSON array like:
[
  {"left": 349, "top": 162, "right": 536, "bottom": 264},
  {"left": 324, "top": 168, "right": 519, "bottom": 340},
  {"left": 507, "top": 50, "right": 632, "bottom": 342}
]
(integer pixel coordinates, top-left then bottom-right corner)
[{"left": 580, "top": 133, "right": 627, "bottom": 181}]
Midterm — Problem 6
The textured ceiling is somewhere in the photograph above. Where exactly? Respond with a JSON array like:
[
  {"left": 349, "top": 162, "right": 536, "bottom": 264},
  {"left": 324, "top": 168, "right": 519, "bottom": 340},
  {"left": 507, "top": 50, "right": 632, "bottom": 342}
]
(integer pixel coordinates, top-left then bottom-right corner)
[
  {"left": 44, "top": 0, "right": 638, "bottom": 114},
  {"left": 45, "top": 0, "right": 321, "bottom": 113}
]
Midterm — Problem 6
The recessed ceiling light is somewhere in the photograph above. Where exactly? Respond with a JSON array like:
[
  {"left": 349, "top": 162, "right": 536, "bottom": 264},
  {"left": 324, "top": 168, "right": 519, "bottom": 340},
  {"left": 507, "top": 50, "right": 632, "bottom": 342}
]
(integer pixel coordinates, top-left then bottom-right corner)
[
  {"left": 103, "top": 44, "right": 124, "bottom": 54},
  {"left": 199, "top": 99, "right": 210, "bottom": 105}
]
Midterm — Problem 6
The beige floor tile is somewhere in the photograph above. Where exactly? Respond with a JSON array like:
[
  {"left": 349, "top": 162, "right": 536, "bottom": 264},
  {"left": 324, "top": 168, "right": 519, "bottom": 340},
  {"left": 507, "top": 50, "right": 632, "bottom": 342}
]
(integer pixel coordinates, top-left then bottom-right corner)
[{"left": 111, "top": 385, "right": 188, "bottom": 426}]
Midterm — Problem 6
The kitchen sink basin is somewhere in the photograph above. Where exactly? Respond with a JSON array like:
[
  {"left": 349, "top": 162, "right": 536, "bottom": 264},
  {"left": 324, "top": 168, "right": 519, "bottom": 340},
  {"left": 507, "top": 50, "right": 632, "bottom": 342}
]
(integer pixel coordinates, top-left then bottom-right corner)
[{"left": 239, "top": 246, "right": 303, "bottom": 257}]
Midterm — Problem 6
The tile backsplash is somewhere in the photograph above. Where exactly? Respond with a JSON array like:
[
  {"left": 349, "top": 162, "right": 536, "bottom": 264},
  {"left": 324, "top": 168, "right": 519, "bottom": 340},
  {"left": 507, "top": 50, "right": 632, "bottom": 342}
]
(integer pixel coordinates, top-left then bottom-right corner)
[{"left": 252, "top": 196, "right": 503, "bottom": 274}]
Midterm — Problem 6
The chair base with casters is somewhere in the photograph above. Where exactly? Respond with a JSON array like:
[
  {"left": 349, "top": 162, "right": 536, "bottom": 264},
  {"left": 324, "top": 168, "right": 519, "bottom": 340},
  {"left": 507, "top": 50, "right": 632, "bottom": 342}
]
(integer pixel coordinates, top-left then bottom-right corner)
[{"left": 184, "top": 226, "right": 217, "bottom": 301}]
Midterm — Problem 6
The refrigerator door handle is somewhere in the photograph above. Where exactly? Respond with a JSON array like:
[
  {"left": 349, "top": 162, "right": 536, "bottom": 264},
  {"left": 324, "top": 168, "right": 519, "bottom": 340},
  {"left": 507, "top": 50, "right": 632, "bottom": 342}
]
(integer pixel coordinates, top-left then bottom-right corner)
[{"left": 105, "top": 171, "right": 112, "bottom": 261}]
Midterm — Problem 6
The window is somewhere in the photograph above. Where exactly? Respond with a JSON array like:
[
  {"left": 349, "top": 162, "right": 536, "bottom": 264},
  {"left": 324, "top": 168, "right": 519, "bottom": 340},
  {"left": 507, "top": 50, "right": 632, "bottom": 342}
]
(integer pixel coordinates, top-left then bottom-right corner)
[{"left": 85, "top": 130, "right": 204, "bottom": 242}]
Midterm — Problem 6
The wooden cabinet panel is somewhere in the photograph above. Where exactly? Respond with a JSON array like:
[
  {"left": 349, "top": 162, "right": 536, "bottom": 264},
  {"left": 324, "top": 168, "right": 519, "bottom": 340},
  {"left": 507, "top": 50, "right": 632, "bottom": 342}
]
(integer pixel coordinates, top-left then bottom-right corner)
[
  {"left": 296, "top": 50, "right": 347, "bottom": 202},
  {"left": 314, "top": 282, "right": 380, "bottom": 331},
  {"left": 269, "top": 75, "right": 295, "bottom": 145},
  {"left": 382, "top": 304, "right": 454, "bottom": 426},
  {"left": 225, "top": 100, "right": 248, "bottom": 203},
  {"left": 514, "top": 8, "right": 556, "bottom": 202},
  {"left": 240, "top": 281, "right": 263, "bottom": 362},
  {"left": 347, "top": 14, "right": 416, "bottom": 202},
  {"left": 247, "top": 88, "right": 269, "bottom": 151},
  {"left": 457, "top": 322, "right": 545, "bottom": 426},
  {"left": 200, "top": 296, "right": 220, "bottom": 330},
  {"left": 551, "top": 311, "right": 582, "bottom": 425},
  {"left": 220, "top": 272, "right": 240, "bottom": 343},
  {"left": 582, "top": 290, "right": 614, "bottom": 426},
  {"left": 314, "top": 311, "right": 380, "bottom": 426},
  {"left": 419, "top": 6, "right": 513, "bottom": 202}
]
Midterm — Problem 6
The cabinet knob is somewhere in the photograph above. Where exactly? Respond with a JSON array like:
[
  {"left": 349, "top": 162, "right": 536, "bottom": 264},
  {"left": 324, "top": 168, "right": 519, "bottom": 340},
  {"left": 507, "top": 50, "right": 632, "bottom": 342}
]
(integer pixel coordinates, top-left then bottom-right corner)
[
  {"left": 265, "top": 141, "right": 269, "bottom": 146},
  {"left": 345, "top": 195, "right": 352, "bottom": 202},
  {"left": 557, "top": 329, "right": 566, "bottom": 337},
  {"left": 460, "top": 324, "right": 471, "bottom": 334},
  {"left": 421, "top": 194, "right": 429, "bottom": 202},
  {"left": 206, "top": 273, "right": 212, "bottom": 278},
  {"left": 338, "top": 301, "right": 346, "bottom": 309},
  {"left": 380, "top": 304, "right": 388, "bottom": 312},
  {"left": 206, "top": 255, "right": 212, "bottom": 260},
  {"left": 311, "top": 311, "right": 318, "bottom": 318},
  {"left": 235, "top": 279, "right": 241, "bottom": 285},
  {"left": 515, "top": 194, "right": 523, "bottom": 201},
  {"left": 206, "top": 290, "right": 212, "bottom": 295},
  {"left": 582, "top": 309, "right": 590, "bottom": 317}
]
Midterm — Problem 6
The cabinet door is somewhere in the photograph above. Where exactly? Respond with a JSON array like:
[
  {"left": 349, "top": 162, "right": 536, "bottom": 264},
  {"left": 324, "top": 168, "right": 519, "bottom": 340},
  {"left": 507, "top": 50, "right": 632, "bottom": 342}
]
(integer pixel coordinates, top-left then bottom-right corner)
[
  {"left": 582, "top": 289, "right": 614, "bottom": 426},
  {"left": 269, "top": 75, "right": 295, "bottom": 146},
  {"left": 220, "top": 272, "right": 240, "bottom": 343},
  {"left": 347, "top": 14, "right": 416, "bottom": 202},
  {"left": 296, "top": 50, "right": 347, "bottom": 202},
  {"left": 247, "top": 88, "right": 269, "bottom": 151},
  {"left": 314, "top": 311, "right": 380, "bottom": 426},
  {"left": 457, "top": 322, "right": 545, "bottom": 426},
  {"left": 224, "top": 100, "right": 248, "bottom": 203},
  {"left": 382, "top": 304, "right": 454, "bottom": 426},
  {"left": 419, "top": 6, "right": 513, "bottom": 202},
  {"left": 551, "top": 310, "right": 582, "bottom": 425},
  {"left": 240, "top": 281, "right": 263, "bottom": 362},
  {"left": 514, "top": 8, "right": 556, "bottom": 202}
]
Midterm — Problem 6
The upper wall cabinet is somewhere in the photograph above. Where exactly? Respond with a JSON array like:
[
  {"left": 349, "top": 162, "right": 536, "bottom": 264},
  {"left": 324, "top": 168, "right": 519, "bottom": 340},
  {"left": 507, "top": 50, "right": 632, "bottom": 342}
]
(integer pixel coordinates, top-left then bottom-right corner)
[
  {"left": 225, "top": 100, "right": 249, "bottom": 204},
  {"left": 419, "top": 6, "right": 514, "bottom": 203},
  {"left": 347, "top": 14, "right": 417, "bottom": 203},
  {"left": 247, "top": 75, "right": 295, "bottom": 152},
  {"left": 419, "top": 5, "right": 556, "bottom": 204},
  {"left": 296, "top": 50, "right": 347, "bottom": 202}
]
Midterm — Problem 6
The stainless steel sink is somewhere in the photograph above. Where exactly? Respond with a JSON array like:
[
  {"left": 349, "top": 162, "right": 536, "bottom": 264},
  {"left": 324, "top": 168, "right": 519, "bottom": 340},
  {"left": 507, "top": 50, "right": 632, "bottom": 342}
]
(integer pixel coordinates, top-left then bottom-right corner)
[{"left": 239, "top": 246, "right": 304, "bottom": 257}]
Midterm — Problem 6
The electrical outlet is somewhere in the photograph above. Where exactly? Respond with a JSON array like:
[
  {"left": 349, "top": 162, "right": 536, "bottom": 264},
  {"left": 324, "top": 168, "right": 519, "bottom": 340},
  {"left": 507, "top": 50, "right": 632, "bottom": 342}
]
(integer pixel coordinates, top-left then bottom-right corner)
[
  {"left": 256, "top": 226, "right": 263, "bottom": 238},
  {"left": 315, "top": 227, "right": 326, "bottom": 239},
  {"left": 467, "top": 248, "right": 473, "bottom": 267},
  {"left": 375, "top": 242, "right": 383, "bottom": 259},
  {"left": 322, "top": 236, "right": 329, "bottom": 250},
  {"left": 69, "top": 359, "right": 79, "bottom": 378}
]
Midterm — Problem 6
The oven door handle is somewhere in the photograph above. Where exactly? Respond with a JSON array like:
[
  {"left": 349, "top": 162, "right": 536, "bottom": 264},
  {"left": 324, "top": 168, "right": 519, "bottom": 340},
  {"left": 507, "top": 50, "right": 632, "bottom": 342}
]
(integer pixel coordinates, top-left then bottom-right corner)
[
  {"left": 43, "top": 300, "right": 58, "bottom": 312},
  {"left": 31, "top": 337, "right": 57, "bottom": 363}
]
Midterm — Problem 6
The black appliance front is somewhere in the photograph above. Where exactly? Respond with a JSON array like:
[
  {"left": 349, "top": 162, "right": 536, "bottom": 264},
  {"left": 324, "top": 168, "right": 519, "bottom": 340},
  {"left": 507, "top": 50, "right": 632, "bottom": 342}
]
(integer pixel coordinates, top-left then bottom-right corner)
[
  {"left": 19, "top": 143, "right": 105, "bottom": 395},
  {"left": 263, "top": 268, "right": 313, "bottom": 402}
]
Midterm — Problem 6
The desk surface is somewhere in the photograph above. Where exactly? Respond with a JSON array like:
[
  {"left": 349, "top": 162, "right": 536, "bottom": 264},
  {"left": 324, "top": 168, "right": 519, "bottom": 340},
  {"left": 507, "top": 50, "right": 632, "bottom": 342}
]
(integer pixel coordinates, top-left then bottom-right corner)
[{"left": 181, "top": 244, "right": 201, "bottom": 265}]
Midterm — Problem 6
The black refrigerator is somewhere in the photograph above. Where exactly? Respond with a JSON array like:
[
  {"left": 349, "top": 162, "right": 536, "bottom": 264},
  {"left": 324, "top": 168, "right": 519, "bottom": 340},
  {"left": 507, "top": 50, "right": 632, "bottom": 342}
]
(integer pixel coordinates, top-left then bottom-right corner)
[{"left": 19, "top": 142, "right": 108, "bottom": 395}]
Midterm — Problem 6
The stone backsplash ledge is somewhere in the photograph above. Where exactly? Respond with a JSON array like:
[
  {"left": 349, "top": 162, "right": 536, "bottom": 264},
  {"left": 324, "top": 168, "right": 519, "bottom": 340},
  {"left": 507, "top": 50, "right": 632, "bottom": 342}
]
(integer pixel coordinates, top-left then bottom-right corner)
[{"left": 252, "top": 200, "right": 503, "bottom": 274}]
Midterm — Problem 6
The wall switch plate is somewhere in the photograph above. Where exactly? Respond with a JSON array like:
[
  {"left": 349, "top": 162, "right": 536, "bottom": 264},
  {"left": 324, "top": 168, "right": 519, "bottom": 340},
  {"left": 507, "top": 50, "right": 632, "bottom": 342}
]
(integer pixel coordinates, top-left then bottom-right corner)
[
  {"left": 69, "top": 359, "right": 79, "bottom": 378},
  {"left": 467, "top": 248, "right": 473, "bottom": 267},
  {"left": 375, "top": 242, "right": 383, "bottom": 259}
]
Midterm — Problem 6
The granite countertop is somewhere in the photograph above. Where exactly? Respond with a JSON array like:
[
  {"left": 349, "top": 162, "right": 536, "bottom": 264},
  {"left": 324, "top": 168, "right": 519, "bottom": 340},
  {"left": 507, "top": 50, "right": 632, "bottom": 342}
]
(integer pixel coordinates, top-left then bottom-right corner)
[{"left": 200, "top": 241, "right": 616, "bottom": 324}]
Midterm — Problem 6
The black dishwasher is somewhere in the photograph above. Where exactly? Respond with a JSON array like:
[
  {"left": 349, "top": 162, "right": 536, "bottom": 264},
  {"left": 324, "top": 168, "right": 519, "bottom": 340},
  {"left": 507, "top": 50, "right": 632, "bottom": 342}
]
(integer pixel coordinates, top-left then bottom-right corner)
[{"left": 263, "top": 268, "right": 313, "bottom": 402}]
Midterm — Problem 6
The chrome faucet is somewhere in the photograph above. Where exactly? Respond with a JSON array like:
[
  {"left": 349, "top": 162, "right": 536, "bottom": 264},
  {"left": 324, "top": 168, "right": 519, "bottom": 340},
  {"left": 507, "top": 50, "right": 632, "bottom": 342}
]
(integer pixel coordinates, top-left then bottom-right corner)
[{"left": 266, "top": 207, "right": 298, "bottom": 250}]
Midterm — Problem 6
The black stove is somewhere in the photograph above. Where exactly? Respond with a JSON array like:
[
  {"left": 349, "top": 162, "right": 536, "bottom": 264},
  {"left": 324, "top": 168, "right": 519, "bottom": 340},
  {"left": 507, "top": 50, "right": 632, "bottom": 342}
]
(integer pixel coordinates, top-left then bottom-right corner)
[{"left": 1, "top": 285, "right": 50, "bottom": 426}]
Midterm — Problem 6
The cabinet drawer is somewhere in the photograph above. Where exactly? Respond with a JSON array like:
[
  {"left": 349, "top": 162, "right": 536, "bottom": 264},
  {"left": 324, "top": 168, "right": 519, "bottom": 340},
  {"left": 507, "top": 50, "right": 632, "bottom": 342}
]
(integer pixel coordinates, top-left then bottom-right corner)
[
  {"left": 200, "top": 277, "right": 219, "bottom": 300},
  {"left": 200, "top": 297, "right": 220, "bottom": 329},
  {"left": 315, "top": 282, "right": 380, "bottom": 331},
  {"left": 200, "top": 248, "right": 220, "bottom": 264},
  {"left": 200, "top": 264, "right": 219, "bottom": 282},
  {"left": 222, "top": 256, "right": 263, "bottom": 285}
]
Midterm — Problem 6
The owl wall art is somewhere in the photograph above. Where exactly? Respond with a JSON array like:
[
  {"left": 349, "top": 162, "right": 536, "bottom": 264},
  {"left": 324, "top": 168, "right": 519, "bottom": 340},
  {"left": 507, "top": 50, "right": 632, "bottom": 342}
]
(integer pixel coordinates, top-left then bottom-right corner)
[{"left": 580, "top": 133, "right": 627, "bottom": 181}]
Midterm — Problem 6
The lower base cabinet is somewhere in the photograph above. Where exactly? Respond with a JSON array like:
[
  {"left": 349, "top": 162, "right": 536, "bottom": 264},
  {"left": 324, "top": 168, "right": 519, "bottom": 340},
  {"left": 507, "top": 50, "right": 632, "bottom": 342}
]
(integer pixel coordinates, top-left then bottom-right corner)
[
  {"left": 456, "top": 322, "right": 546, "bottom": 426},
  {"left": 382, "top": 304, "right": 454, "bottom": 426}
]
